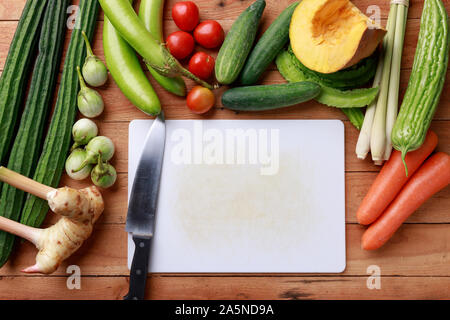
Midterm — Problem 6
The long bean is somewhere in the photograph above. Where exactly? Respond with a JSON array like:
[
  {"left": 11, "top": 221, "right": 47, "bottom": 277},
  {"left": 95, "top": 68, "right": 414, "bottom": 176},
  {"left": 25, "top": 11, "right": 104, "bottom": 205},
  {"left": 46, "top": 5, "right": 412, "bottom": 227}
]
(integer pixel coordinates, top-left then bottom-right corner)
[
  {"left": 103, "top": 0, "right": 161, "bottom": 116},
  {"left": 139, "top": 0, "right": 186, "bottom": 96}
]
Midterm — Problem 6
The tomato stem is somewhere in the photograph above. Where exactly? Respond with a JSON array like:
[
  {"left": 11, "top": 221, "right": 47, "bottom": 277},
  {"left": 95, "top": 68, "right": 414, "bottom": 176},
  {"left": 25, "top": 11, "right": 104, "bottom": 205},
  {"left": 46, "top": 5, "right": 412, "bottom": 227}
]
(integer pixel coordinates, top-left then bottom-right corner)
[
  {"left": 176, "top": 65, "right": 216, "bottom": 90},
  {"left": 162, "top": 46, "right": 216, "bottom": 89}
]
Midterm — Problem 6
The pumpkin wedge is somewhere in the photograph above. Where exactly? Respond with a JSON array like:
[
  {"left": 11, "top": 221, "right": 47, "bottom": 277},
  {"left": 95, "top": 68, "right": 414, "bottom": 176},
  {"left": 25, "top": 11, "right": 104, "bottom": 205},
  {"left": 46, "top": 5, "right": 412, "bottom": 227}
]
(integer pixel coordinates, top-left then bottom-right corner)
[{"left": 290, "top": 0, "right": 386, "bottom": 74}]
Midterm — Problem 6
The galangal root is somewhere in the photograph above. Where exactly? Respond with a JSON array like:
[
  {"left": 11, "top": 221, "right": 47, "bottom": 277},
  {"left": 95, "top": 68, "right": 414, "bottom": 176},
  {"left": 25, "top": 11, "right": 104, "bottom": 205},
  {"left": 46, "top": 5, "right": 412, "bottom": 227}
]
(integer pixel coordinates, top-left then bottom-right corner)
[{"left": 0, "top": 167, "right": 104, "bottom": 274}]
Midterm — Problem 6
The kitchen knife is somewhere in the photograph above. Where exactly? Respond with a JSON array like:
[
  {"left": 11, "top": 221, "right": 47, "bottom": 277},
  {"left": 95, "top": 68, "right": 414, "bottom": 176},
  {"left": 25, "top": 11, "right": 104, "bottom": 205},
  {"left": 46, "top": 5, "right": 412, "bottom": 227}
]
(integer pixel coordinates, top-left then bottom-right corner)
[{"left": 124, "top": 112, "right": 166, "bottom": 300}]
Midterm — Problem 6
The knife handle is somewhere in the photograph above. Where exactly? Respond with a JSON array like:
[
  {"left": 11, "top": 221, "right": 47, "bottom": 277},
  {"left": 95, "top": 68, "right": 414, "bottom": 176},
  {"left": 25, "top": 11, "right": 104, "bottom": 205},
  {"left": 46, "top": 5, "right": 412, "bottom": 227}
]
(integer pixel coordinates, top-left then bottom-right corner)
[{"left": 124, "top": 236, "right": 152, "bottom": 300}]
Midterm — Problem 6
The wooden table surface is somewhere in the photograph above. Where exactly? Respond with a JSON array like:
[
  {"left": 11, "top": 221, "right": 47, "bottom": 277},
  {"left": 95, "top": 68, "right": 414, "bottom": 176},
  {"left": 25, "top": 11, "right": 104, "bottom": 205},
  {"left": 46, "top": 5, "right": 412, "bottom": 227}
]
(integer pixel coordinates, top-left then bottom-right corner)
[{"left": 0, "top": 0, "right": 449, "bottom": 300}]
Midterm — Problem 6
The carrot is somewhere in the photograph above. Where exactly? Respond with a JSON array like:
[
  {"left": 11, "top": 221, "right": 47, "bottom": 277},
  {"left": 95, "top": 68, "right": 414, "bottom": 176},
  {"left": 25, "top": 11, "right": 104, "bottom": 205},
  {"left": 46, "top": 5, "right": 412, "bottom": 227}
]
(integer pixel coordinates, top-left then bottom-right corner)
[
  {"left": 362, "top": 152, "right": 450, "bottom": 250},
  {"left": 356, "top": 130, "right": 438, "bottom": 225}
]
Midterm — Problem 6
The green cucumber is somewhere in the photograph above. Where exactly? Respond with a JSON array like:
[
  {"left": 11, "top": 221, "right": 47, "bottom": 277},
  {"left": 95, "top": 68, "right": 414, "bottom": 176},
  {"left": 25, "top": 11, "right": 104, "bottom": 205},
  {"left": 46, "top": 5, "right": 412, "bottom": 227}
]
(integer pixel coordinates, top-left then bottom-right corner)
[
  {"left": 239, "top": 1, "right": 299, "bottom": 85},
  {"left": 222, "top": 82, "right": 321, "bottom": 111},
  {"left": 139, "top": 0, "right": 186, "bottom": 96},
  {"left": 215, "top": 0, "right": 266, "bottom": 85},
  {"left": 0, "top": 0, "right": 68, "bottom": 267},
  {"left": 391, "top": 0, "right": 449, "bottom": 168},
  {"left": 0, "top": 0, "right": 48, "bottom": 165},
  {"left": 20, "top": 0, "right": 100, "bottom": 229}
]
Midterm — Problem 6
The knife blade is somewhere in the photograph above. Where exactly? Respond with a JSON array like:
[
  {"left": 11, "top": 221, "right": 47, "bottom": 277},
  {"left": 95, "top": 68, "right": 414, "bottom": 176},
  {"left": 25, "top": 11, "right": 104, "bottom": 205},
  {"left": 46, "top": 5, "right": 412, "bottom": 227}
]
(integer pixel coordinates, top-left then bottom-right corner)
[{"left": 124, "top": 112, "right": 166, "bottom": 300}]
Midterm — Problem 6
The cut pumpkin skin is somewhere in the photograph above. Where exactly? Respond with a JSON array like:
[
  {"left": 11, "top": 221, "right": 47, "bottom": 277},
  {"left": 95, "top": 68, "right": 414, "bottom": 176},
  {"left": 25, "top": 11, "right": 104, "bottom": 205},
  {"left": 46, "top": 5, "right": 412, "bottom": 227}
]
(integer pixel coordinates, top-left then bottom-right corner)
[{"left": 290, "top": 0, "right": 386, "bottom": 74}]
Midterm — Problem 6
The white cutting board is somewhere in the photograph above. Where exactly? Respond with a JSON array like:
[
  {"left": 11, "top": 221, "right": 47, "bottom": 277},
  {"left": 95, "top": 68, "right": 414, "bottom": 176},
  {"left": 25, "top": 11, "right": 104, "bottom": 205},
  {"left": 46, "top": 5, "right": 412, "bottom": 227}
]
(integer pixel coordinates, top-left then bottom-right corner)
[{"left": 128, "top": 120, "right": 346, "bottom": 273}]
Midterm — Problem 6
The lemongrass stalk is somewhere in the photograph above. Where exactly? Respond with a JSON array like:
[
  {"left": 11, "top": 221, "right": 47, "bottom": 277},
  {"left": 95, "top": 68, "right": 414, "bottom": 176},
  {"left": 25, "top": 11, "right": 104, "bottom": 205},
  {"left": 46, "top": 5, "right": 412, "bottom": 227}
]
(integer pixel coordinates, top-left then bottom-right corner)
[
  {"left": 370, "top": 4, "right": 398, "bottom": 163},
  {"left": 356, "top": 4, "right": 394, "bottom": 160},
  {"left": 0, "top": 166, "right": 54, "bottom": 200},
  {"left": 0, "top": 216, "right": 41, "bottom": 245},
  {"left": 355, "top": 50, "right": 385, "bottom": 159},
  {"left": 374, "top": 160, "right": 384, "bottom": 166},
  {"left": 384, "top": 3, "right": 409, "bottom": 160}
]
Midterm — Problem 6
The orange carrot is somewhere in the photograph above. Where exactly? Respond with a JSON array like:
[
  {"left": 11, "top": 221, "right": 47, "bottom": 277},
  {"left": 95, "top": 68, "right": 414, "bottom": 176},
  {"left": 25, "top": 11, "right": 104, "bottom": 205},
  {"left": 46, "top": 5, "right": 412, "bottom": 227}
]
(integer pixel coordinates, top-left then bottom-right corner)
[
  {"left": 362, "top": 152, "right": 450, "bottom": 250},
  {"left": 356, "top": 130, "right": 438, "bottom": 225}
]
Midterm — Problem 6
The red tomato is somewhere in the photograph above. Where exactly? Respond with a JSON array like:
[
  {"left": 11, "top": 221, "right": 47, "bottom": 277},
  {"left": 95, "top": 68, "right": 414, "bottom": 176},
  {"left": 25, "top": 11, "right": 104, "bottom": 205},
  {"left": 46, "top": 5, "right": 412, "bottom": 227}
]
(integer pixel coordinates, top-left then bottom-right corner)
[
  {"left": 187, "top": 86, "right": 215, "bottom": 114},
  {"left": 188, "top": 52, "right": 215, "bottom": 80},
  {"left": 193, "top": 20, "right": 225, "bottom": 49},
  {"left": 172, "top": 1, "right": 199, "bottom": 31},
  {"left": 166, "top": 31, "right": 195, "bottom": 60}
]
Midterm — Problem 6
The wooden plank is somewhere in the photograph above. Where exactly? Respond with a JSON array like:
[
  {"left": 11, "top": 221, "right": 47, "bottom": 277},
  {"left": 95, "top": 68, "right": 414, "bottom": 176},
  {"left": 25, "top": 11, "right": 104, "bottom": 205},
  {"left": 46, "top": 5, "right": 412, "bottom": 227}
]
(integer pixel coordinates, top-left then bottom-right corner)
[
  {"left": 0, "top": 0, "right": 25, "bottom": 21},
  {"left": 0, "top": 224, "right": 449, "bottom": 277},
  {"left": 0, "top": 275, "right": 448, "bottom": 300},
  {"left": 1, "top": 0, "right": 449, "bottom": 21},
  {"left": 145, "top": 276, "right": 450, "bottom": 300}
]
